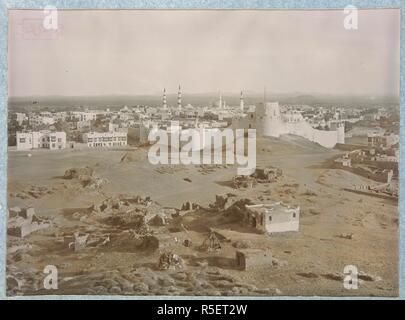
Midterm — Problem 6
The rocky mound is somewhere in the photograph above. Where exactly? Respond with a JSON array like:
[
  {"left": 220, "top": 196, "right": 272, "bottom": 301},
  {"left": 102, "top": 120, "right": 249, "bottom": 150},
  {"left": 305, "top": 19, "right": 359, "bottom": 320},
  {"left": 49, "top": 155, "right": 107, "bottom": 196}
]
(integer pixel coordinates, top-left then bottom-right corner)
[{"left": 63, "top": 166, "right": 107, "bottom": 189}]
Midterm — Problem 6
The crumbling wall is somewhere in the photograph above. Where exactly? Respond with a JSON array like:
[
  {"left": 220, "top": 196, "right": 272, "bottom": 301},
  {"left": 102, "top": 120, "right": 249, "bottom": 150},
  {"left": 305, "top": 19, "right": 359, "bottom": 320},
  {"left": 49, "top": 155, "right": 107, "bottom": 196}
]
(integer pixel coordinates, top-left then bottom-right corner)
[
  {"left": 254, "top": 167, "right": 282, "bottom": 183},
  {"left": 7, "top": 207, "right": 51, "bottom": 238},
  {"left": 236, "top": 249, "right": 272, "bottom": 270}
]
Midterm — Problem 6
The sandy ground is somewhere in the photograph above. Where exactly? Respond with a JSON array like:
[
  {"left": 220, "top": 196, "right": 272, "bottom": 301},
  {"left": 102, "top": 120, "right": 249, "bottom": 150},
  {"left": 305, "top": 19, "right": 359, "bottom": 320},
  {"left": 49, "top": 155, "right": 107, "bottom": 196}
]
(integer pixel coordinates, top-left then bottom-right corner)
[{"left": 6, "top": 135, "right": 398, "bottom": 297}]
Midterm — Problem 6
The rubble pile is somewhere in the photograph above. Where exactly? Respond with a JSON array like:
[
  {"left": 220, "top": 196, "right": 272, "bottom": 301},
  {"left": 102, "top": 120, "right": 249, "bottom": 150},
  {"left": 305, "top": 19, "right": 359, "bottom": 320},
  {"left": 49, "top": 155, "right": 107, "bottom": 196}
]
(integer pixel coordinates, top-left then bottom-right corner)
[
  {"left": 158, "top": 252, "right": 184, "bottom": 270},
  {"left": 232, "top": 175, "right": 257, "bottom": 189},
  {"left": 10, "top": 185, "right": 55, "bottom": 200},
  {"left": 181, "top": 201, "right": 199, "bottom": 212},
  {"left": 7, "top": 207, "right": 51, "bottom": 238},
  {"left": 63, "top": 195, "right": 183, "bottom": 253},
  {"left": 253, "top": 166, "right": 283, "bottom": 183},
  {"left": 200, "top": 232, "right": 222, "bottom": 252},
  {"left": 6, "top": 266, "right": 44, "bottom": 295},
  {"left": 230, "top": 166, "right": 283, "bottom": 190},
  {"left": 63, "top": 166, "right": 107, "bottom": 189},
  {"left": 92, "top": 195, "right": 174, "bottom": 229},
  {"left": 211, "top": 193, "right": 253, "bottom": 221},
  {"left": 212, "top": 193, "right": 238, "bottom": 211},
  {"left": 63, "top": 166, "right": 94, "bottom": 179}
]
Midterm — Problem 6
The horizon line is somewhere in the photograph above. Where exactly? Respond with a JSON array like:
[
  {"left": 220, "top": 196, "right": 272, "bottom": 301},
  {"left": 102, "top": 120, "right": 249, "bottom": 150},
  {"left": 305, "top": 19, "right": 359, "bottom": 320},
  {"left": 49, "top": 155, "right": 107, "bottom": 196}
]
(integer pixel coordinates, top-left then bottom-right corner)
[{"left": 8, "top": 92, "right": 401, "bottom": 99}]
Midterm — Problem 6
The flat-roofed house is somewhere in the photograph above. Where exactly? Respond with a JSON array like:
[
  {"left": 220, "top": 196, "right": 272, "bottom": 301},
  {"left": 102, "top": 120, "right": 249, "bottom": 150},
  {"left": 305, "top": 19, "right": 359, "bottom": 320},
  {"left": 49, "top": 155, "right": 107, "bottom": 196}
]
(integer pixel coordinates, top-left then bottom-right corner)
[
  {"left": 16, "top": 131, "right": 66, "bottom": 150},
  {"left": 83, "top": 131, "right": 127, "bottom": 147},
  {"left": 244, "top": 202, "right": 300, "bottom": 234}
]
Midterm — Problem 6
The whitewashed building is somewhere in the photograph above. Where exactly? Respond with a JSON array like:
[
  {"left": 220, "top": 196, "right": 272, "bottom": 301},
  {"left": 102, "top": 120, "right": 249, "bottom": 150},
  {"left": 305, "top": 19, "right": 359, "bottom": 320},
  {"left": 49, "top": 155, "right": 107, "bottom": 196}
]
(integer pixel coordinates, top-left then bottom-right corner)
[
  {"left": 41, "top": 117, "right": 55, "bottom": 125},
  {"left": 72, "top": 111, "right": 98, "bottom": 122},
  {"left": 16, "top": 131, "right": 66, "bottom": 150},
  {"left": 15, "top": 113, "right": 27, "bottom": 125},
  {"left": 244, "top": 202, "right": 300, "bottom": 234},
  {"left": 83, "top": 131, "right": 127, "bottom": 147},
  {"left": 77, "top": 120, "right": 92, "bottom": 131}
]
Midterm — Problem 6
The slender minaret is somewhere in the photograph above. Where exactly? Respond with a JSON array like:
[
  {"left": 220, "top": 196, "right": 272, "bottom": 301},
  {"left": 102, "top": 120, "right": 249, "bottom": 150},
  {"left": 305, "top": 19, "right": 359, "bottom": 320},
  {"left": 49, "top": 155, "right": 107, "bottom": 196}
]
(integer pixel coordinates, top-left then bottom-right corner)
[
  {"left": 162, "top": 88, "right": 167, "bottom": 110},
  {"left": 219, "top": 91, "right": 222, "bottom": 109},
  {"left": 240, "top": 90, "right": 244, "bottom": 111},
  {"left": 177, "top": 85, "right": 182, "bottom": 111}
]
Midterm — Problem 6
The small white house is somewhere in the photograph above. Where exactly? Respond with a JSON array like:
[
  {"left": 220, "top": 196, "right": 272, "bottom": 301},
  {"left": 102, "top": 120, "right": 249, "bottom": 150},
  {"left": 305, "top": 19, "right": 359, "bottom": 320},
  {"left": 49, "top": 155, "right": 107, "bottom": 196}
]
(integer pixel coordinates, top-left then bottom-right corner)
[
  {"left": 244, "top": 202, "right": 300, "bottom": 234},
  {"left": 334, "top": 157, "right": 351, "bottom": 167}
]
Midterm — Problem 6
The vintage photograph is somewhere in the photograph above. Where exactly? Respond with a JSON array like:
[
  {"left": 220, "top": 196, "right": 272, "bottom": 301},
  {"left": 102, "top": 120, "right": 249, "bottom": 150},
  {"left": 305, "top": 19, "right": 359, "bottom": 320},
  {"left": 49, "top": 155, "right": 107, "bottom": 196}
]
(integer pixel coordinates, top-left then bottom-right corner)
[{"left": 6, "top": 9, "right": 400, "bottom": 296}]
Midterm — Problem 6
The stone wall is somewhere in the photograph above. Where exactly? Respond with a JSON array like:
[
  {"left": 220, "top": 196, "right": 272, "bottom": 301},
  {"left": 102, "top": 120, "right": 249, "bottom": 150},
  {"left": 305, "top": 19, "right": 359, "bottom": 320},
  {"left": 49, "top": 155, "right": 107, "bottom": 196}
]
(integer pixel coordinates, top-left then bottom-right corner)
[{"left": 236, "top": 249, "right": 272, "bottom": 270}]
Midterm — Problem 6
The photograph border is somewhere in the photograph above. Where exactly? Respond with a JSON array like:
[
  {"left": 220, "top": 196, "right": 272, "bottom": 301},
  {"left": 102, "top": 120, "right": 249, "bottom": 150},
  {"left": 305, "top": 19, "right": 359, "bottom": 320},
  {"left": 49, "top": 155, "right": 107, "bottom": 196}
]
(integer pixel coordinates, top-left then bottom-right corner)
[{"left": 0, "top": 0, "right": 403, "bottom": 300}]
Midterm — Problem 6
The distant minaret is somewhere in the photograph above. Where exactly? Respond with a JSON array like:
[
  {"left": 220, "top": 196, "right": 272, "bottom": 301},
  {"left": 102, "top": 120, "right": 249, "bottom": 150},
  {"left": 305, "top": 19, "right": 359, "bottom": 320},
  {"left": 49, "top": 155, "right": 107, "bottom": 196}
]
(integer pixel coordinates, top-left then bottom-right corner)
[
  {"left": 263, "top": 86, "right": 267, "bottom": 104},
  {"left": 219, "top": 91, "right": 222, "bottom": 109},
  {"left": 177, "top": 85, "right": 182, "bottom": 111},
  {"left": 162, "top": 88, "right": 167, "bottom": 110},
  {"left": 240, "top": 90, "right": 244, "bottom": 111}
]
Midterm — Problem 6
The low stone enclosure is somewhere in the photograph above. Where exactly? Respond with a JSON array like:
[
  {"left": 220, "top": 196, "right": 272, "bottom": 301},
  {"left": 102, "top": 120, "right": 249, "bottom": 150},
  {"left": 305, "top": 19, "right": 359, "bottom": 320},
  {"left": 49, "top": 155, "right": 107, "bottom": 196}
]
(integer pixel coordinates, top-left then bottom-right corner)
[{"left": 235, "top": 249, "right": 273, "bottom": 270}]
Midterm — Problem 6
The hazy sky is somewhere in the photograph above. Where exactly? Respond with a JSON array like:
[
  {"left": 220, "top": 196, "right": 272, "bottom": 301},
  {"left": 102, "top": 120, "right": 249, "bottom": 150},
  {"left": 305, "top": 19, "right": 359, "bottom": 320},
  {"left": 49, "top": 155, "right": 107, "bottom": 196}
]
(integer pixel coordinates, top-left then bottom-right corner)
[{"left": 8, "top": 9, "right": 400, "bottom": 97}]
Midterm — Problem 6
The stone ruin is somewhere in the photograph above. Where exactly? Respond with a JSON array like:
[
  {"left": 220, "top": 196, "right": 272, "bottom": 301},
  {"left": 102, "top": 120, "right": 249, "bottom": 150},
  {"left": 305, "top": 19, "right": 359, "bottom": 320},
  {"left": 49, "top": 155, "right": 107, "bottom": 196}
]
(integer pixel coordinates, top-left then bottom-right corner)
[
  {"left": 64, "top": 166, "right": 94, "bottom": 180},
  {"left": 253, "top": 166, "right": 283, "bottom": 183},
  {"left": 92, "top": 194, "right": 152, "bottom": 214},
  {"left": 212, "top": 193, "right": 238, "bottom": 211},
  {"left": 63, "top": 166, "right": 108, "bottom": 189},
  {"left": 181, "top": 201, "right": 199, "bottom": 212},
  {"left": 200, "top": 231, "right": 222, "bottom": 252},
  {"left": 231, "top": 166, "right": 282, "bottom": 189},
  {"left": 212, "top": 193, "right": 254, "bottom": 221},
  {"left": 232, "top": 175, "right": 257, "bottom": 189},
  {"left": 65, "top": 195, "right": 182, "bottom": 253},
  {"left": 8, "top": 207, "right": 51, "bottom": 238},
  {"left": 91, "top": 194, "right": 175, "bottom": 228},
  {"left": 69, "top": 232, "right": 90, "bottom": 251},
  {"left": 158, "top": 252, "right": 184, "bottom": 270}
]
